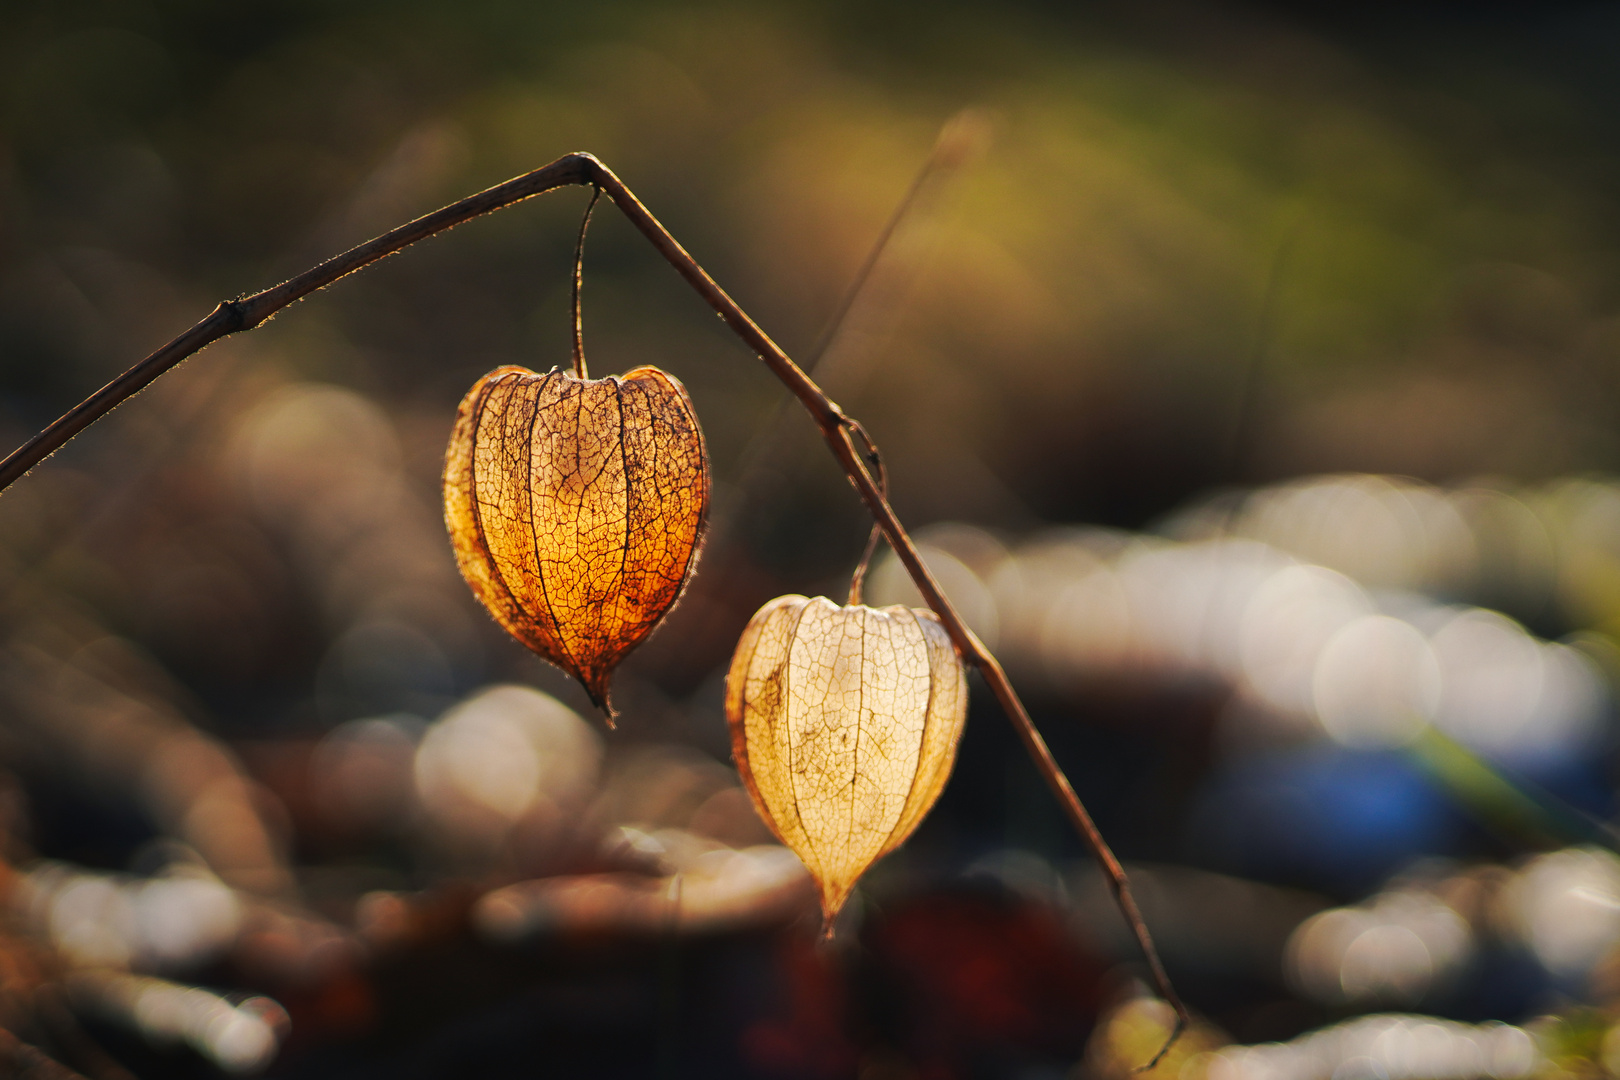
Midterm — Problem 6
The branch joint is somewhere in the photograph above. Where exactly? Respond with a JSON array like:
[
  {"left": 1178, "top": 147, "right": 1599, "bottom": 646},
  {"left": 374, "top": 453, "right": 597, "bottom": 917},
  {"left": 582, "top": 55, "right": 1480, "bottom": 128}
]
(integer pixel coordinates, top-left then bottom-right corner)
[{"left": 215, "top": 299, "right": 252, "bottom": 333}]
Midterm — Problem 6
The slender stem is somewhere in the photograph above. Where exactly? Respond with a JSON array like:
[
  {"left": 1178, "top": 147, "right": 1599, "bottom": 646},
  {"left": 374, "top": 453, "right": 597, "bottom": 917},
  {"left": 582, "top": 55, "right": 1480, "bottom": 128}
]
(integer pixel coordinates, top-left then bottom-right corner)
[
  {"left": 570, "top": 160, "right": 1186, "bottom": 1067},
  {"left": 0, "top": 153, "right": 596, "bottom": 490},
  {"left": 712, "top": 112, "right": 965, "bottom": 617},
  {"left": 544, "top": 158, "right": 1185, "bottom": 1067},
  {"left": 804, "top": 110, "right": 976, "bottom": 370},
  {"left": 846, "top": 526, "right": 882, "bottom": 607},
  {"left": 831, "top": 423, "right": 1186, "bottom": 1069},
  {"left": 571, "top": 185, "right": 602, "bottom": 379},
  {"left": 846, "top": 421, "right": 887, "bottom": 607},
  {"left": 0, "top": 152, "right": 1186, "bottom": 1067}
]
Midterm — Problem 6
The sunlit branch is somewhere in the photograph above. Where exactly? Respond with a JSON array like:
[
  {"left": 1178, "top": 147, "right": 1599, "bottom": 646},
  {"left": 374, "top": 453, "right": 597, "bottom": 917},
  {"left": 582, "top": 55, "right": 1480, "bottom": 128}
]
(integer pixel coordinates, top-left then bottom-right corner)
[
  {"left": 0, "top": 151, "right": 1187, "bottom": 1068},
  {"left": 845, "top": 420, "right": 887, "bottom": 607},
  {"left": 0, "top": 154, "right": 595, "bottom": 491}
]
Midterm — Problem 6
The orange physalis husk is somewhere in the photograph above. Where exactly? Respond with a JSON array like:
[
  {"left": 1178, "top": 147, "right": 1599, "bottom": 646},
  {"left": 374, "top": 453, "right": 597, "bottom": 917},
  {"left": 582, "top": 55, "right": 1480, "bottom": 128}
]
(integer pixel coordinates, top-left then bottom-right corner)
[
  {"left": 726, "top": 594, "right": 968, "bottom": 929},
  {"left": 443, "top": 364, "right": 708, "bottom": 723}
]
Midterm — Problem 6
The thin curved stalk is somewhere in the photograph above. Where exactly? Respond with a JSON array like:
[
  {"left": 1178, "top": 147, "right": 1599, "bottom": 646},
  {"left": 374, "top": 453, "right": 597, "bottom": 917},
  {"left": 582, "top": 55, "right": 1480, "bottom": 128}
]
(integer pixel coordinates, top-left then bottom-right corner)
[
  {"left": 585, "top": 157, "right": 1187, "bottom": 1063},
  {"left": 0, "top": 151, "right": 1186, "bottom": 1067},
  {"left": 0, "top": 154, "right": 595, "bottom": 491},
  {"left": 571, "top": 185, "right": 602, "bottom": 379},
  {"left": 845, "top": 421, "right": 887, "bottom": 607}
]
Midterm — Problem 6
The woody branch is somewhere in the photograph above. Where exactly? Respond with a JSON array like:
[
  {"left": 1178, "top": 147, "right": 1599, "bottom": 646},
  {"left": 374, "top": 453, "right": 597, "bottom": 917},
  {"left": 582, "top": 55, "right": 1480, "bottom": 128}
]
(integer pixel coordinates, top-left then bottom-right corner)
[{"left": 0, "top": 150, "right": 1186, "bottom": 1067}]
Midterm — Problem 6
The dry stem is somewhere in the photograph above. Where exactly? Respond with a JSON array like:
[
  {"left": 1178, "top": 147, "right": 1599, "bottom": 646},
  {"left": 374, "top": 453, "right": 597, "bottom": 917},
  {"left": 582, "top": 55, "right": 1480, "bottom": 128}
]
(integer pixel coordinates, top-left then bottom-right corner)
[
  {"left": 844, "top": 421, "right": 887, "bottom": 607},
  {"left": 571, "top": 185, "right": 602, "bottom": 379},
  {"left": 0, "top": 151, "right": 1186, "bottom": 1067}
]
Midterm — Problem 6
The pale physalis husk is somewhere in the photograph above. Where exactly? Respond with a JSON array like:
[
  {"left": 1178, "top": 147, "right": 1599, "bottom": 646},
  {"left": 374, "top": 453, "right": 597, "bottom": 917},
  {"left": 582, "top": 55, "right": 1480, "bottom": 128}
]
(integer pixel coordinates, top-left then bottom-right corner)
[{"left": 726, "top": 594, "right": 968, "bottom": 927}]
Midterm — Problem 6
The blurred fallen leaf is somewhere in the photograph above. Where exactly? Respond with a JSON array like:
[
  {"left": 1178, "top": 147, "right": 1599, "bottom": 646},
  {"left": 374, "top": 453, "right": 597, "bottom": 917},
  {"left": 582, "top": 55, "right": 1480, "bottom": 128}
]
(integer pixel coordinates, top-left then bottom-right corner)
[
  {"left": 443, "top": 365, "right": 708, "bottom": 720},
  {"left": 726, "top": 595, "right": 967, "bottom": 927},
  {"left": 1085, "top": 996, "right": 1226, "bottom": 1080}
]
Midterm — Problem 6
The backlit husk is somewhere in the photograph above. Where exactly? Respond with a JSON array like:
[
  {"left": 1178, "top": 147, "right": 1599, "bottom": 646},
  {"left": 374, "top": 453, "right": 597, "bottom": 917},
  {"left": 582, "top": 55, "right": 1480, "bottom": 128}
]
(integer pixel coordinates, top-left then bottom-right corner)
[
  {"left": 444, "top": 364, "right": 708, "bottom": 719},
  {"left": 726, "top": 594, "right": 968, "bottom": 925}
]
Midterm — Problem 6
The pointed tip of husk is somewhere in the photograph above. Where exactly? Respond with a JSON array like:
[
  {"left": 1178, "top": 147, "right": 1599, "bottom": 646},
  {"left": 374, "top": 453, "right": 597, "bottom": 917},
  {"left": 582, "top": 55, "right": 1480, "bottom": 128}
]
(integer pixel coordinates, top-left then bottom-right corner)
[
  {"left": 445, "top": 362, "right": 708, "bottom": 739},
  {"left": 579, "top": 670, "right": 618, "bottom": 729},
  {"left": 818, "top": 883, "right": 851, "bottom": 935}
]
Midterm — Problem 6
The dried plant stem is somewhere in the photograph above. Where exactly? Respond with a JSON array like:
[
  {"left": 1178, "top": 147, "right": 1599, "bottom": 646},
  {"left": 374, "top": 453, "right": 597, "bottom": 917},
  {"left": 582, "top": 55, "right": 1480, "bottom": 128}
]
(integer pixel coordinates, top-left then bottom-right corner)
[
  {"left": 586, "top": 159, "right": 1186, "bottom": 1065},
  {"left": 845, "top": 522, "right": 883, "bottom": 607},
  {"left": 0, "top": 152, "right": 1186, "bottom": 1066},
  {"left": 0, "top": 154, "right": 598, "bottom": 491},
  {"left": 845, "top": 421, "right": 887, "bottom": 607},
  {"left": 571, "top": 185, "right": 602, "bottom": 379}
]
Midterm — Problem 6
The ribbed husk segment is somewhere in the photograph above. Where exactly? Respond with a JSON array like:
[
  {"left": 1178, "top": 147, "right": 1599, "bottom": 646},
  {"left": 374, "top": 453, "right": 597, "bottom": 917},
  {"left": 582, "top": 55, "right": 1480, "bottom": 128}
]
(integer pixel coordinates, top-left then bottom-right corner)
[
  {"left": 726, "top": 595, "right": 968, "bottom": 926},
  {"left": 443, "top": 365, "right": 708, "bottom": 719}
]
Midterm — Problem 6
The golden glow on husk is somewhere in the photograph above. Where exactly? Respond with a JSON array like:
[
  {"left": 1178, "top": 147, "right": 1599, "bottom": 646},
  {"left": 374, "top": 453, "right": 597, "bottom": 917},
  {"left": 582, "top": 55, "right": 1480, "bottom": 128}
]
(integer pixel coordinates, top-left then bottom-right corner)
[{"left": 444, "top": 364, "right": 708, "bottom": 718}]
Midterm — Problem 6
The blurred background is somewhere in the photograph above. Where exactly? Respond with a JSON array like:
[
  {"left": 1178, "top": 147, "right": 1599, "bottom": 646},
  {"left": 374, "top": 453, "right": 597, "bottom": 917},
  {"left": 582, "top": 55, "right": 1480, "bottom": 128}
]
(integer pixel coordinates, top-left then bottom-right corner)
[{"left": 3, "top": 0, "right": 1620, "bottom": 1076}]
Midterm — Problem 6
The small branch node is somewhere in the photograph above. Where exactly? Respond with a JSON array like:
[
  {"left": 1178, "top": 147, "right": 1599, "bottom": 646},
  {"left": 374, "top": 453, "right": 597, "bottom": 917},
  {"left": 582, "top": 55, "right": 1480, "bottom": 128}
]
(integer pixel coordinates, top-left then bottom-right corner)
[{"left": 215, "top": 300, "right": 248, "bottom": 331}]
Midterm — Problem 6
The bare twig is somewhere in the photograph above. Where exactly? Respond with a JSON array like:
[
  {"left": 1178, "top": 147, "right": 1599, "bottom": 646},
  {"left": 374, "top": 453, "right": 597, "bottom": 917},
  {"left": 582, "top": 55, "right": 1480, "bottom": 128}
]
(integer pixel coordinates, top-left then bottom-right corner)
[
  {"left": 586, "top": 158, "right": 1186, "bottom": 1063},
  {"left": 0, "top": 151, "right": 1187, "bottom": 1065},
  {"left": 571, "top": 185, "right": 603, "bottom": 379},
  {"left": 804, "top": 108, "right": 988, "bottom": 374},
  {"left": 0, "top": 154, "right": 596, "bottom": 490},
  {"left": 718, "top": 109, "right": 975, "bottom": 620},
  {"left": 844, "top": 420, "right": 887, "bottom": 607}
]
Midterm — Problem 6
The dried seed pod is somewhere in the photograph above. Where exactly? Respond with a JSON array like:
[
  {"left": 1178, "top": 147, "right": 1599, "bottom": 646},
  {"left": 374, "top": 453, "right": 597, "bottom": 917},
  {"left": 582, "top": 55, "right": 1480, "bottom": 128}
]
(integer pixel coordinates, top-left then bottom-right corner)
[
  {"left": 443, "top": 365, "right": 708, "bottom": 719},
  {"left": 726, "top": 594, "right": 968, "bottom": 926}
]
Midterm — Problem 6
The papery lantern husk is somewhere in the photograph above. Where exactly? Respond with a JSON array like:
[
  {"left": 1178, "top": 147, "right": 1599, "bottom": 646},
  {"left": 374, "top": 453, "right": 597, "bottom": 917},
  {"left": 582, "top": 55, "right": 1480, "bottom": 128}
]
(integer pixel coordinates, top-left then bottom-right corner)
[
  {"left": 726, "top": 594, "right": 968, "bottom": 927},
  {"left": 444, "top": 364, "right": 708, "bottom": 720}
]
